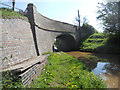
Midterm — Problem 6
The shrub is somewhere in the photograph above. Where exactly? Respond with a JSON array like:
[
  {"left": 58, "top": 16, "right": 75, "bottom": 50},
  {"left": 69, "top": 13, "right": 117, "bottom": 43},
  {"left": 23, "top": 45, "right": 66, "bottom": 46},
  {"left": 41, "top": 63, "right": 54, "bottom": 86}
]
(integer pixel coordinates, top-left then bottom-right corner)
[{"left": 2, "top": 70, "right": 24, "bottom": 88}]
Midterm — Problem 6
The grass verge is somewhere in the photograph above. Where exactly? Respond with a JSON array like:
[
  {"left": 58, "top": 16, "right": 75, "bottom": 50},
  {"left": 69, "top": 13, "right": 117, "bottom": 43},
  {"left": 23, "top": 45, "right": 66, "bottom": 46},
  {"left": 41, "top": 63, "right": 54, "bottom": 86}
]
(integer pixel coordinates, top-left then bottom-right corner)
[
  {"left": 80, "top": 33, "right": 120, "bottom": 54},
  {"left": 31, "top": 52, "right": 106, "bottom": 88},
  {"left": 0, "top": 8, "right": 28, "bottom": 21},
  {"left": 80, "top": 33, "right": 108, "bottom": 52}
]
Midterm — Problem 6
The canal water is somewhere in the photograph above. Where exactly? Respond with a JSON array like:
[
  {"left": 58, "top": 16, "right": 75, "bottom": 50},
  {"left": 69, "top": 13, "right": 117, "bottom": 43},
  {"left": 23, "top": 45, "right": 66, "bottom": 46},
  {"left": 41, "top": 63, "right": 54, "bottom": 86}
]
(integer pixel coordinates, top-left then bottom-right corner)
[{"left": 66, "top": 51, "right": 120, "bottom": 88}]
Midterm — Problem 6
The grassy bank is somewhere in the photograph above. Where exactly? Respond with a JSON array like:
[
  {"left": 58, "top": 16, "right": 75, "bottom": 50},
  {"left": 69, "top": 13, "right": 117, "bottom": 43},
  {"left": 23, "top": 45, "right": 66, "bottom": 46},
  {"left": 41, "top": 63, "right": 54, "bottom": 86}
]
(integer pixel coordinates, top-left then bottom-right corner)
[
  {"left": 0, "top": 8, "right": 28, "bottom": 21},
  {"left": 2, "top": 70, "right": 24, "bottom": 88},
  {"left": 80, "top": 33, "right": 120, "bottom": 54},
  {"left": 31, "top": 52, "right": 106, "bottom": 88}
]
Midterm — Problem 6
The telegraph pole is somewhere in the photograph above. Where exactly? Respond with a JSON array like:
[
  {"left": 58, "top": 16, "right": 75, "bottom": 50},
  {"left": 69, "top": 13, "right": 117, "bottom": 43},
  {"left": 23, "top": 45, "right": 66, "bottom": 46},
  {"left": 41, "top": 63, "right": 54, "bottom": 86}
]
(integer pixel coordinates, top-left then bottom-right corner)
[
  {"left": 118, "top": 1, "right": 120, "bottom": 33},
  {"left": 77, "top": 10, "right": 81, "bottom": 41},
  {"left": 78, "top": 10, "right": 80, "bottom": 30}
]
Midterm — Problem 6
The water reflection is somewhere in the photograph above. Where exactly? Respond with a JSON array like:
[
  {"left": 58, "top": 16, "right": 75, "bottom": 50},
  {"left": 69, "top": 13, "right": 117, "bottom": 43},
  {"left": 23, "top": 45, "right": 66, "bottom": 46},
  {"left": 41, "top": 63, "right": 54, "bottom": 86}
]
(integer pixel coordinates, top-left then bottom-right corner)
[
  {"left": 93, "top": 62, "right": 120, "bottom": 75},
  {"left": 92, "top": 62, "right": 120, "bottom": 88},
  {"left": 93, "top": 53, "right": 120, "bottom": 65},
  {"left": 66, "top": 51, "right": 120, "bottom": 88},
  {"left": 92, "top": 62, "right": 110, "bottom": 75}
]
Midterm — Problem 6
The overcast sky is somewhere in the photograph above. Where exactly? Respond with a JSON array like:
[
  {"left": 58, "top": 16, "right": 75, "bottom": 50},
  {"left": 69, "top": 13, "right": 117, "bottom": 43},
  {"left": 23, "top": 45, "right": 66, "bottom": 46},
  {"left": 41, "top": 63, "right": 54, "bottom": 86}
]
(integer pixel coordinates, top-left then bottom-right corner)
[{"left": 1, "top": 0, "right": 104, "bottom": 32}]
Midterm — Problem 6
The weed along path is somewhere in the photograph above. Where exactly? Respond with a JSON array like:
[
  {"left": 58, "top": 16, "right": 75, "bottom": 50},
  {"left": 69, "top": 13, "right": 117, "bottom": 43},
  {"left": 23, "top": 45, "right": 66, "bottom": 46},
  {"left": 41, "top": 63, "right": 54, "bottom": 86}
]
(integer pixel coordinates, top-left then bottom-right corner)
[
  {"left": 66, "top": 51, "right": 120, "bottom": 88},
  {"left": 31, "top": 52, "right": 106, "bottom": 88}
]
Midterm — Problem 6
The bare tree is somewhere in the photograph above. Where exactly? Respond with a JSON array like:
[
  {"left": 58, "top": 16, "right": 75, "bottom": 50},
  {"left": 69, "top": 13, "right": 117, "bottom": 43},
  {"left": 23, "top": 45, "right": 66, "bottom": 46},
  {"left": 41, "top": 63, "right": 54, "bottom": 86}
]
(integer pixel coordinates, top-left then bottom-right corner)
[{"left": 82, "top": 16, "right": 89, "bottom": 24}]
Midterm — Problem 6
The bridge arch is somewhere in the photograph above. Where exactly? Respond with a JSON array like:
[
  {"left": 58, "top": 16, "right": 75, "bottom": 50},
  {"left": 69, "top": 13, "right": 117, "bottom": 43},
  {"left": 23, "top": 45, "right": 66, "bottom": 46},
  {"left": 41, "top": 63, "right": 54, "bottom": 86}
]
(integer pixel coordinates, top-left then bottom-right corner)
[{"left": 53, "top": 34, "right": 77, "bottom": 52}]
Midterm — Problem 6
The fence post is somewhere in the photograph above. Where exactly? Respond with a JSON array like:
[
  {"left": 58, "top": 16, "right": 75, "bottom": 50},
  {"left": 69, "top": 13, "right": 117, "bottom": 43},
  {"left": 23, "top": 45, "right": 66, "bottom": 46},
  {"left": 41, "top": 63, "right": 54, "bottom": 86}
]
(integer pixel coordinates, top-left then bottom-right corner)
[{"left": 12, "top": 0, "right": 15, "bottom": 11}]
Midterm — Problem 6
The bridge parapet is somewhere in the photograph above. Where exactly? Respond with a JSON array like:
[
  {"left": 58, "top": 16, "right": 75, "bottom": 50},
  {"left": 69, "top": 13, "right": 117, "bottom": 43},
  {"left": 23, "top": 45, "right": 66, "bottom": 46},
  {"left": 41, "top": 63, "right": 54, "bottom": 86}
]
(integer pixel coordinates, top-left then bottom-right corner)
[
  {"left": 26, "top": 3, "right": 81, "bottom": 50},
  {"left": 27, "top": 3, "right": 77, "bottom": 33}
]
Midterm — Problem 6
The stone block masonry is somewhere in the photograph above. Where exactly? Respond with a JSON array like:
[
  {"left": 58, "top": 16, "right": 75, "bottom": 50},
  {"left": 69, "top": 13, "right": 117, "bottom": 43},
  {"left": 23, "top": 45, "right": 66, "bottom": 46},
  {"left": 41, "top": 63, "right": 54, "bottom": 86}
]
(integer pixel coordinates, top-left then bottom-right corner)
[
  {"left": 2, "top": 54, "right": 48, "bottom": 87},
  {"left": 1, "top": 18, "right": 55, "bottom": 69},
  {"left": 19, "top": 55, "right": 48, "bottom": 86},
  {"left": 2, "top": 19, "right": 36, "bottom": 69}
]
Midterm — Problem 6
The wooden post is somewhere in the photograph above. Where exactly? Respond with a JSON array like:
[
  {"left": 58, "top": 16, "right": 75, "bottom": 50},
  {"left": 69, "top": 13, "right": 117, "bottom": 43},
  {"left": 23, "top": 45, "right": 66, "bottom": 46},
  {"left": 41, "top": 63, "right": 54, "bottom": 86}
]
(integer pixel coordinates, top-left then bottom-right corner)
[
  {"left": 118, "top": 1, "right": 120, "bottom": 33},
  {"left": 12, "top": 0, "right": 15, "bottom": 11}
]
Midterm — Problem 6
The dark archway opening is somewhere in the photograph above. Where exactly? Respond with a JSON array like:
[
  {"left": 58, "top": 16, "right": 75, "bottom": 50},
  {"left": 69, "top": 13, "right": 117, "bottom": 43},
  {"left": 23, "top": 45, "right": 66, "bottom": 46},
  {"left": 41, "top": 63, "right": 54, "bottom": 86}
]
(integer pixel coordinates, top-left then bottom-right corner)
[{"left": 53, "top": 34, "right": 77, "bottom": 52}]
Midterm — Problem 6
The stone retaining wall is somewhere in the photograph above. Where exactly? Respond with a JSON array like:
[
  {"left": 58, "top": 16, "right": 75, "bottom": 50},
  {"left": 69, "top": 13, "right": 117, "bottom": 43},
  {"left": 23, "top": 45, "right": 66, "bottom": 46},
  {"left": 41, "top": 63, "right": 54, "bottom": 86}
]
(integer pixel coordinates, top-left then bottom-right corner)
[
  {"left": 19, "top": 57, "right": 48, "bottom": 86},
  {"left": 1, "top": 19, "right": 36, "bottom": 69},
  {"left": 2, "top": 55, "right": 48, "bottom": 87}
]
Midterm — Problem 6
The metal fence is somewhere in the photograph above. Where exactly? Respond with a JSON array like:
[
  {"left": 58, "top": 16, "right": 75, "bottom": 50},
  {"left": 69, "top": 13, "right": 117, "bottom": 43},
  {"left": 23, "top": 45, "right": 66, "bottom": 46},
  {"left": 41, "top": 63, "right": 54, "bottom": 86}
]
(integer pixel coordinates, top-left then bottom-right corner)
[{"left": 0, "top": 2, "right": 27, "bottom": 16}]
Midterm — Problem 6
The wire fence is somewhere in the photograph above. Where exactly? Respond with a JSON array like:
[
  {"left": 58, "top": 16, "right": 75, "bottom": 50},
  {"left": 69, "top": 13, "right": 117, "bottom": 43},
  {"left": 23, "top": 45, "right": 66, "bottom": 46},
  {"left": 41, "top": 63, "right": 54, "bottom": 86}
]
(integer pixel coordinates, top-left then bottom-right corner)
[{"left": 0, "top": 2, "right": 27, "bottom": 16}]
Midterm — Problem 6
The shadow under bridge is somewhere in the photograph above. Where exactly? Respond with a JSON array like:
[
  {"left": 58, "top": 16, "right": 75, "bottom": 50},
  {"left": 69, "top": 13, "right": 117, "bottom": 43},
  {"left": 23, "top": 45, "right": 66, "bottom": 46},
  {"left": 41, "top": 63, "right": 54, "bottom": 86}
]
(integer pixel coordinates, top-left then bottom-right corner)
[{"left": 53, "top": 34, "right": 77, "bottom": 52}]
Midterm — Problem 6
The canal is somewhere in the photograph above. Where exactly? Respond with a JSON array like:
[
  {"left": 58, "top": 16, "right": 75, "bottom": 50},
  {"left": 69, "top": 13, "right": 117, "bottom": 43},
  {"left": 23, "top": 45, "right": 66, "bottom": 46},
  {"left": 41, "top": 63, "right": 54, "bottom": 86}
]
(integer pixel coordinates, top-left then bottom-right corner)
[{"left": 66, "top": 51, "right": 120, "bottom": 88}]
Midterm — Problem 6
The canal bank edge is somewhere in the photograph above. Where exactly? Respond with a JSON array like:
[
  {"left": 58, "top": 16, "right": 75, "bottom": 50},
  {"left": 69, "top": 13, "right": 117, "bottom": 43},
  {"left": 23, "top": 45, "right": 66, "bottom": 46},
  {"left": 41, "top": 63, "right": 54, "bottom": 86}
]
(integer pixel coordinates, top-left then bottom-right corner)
[{"left": 2, "top": 54, "right": 49, "bottom": 87}]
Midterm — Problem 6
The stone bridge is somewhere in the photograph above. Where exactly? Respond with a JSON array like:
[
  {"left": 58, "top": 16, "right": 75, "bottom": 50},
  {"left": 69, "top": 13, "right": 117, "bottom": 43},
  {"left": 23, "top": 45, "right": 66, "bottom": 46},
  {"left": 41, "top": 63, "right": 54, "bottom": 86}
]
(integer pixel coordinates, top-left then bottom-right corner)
[
  {"left": 1, "top": 3, "right": 90, "bottom": 86},
  {"left": 27, "top": 3, "right": 81, "bottom": 54}
]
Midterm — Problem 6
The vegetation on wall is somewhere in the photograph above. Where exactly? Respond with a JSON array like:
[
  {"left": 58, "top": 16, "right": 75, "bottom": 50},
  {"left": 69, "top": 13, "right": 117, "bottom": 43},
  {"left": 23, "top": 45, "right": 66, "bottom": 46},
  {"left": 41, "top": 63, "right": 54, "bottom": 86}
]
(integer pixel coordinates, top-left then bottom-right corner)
[
  {"left": 79, "top": 23, "right": 98, "bottom": 43},
  {"left": 80, "top": 33, "right": 107, "bottom": 51},
  {"left": 80, "top": 33, "right": 120, "bottom": 54},
  {"left": 31, "top": 52, "right": 106, "bottom": 88},
  {"left": 0, "top": 8, "right": 28, "bottom": 21},
  {"left": 95, "top": 33, "right": 120, "bottom": 54}
]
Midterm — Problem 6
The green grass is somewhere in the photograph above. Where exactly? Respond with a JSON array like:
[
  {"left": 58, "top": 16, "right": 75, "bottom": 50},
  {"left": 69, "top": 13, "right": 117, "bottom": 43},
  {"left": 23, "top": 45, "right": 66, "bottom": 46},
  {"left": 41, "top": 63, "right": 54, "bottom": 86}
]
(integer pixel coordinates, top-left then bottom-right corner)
[
  {"left": 80, "top": 33, "right": 120, "bottom": 54},
  {"left": 80, "top": 33, "right": 108, "bottom": 52},
  {"left": 2, "top": 70, "right": 24, "bottom": 88},
  {"left": 31, "top": 52, "right": 106, "bottom": 88},
  {"left": 95, "top": 34, "right": 120, "bottom": 54},
  {"left": 0, "top": 8, "right": 28, "bottom": 21}
]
